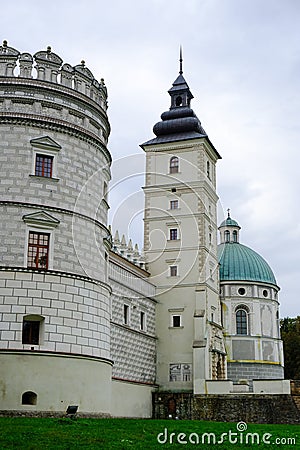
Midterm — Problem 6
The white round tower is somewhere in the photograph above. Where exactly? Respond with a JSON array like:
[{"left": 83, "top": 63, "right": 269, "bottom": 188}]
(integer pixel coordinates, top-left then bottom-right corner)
[{"left": 0, "top": 41, "right": 112, "bottom": 414}]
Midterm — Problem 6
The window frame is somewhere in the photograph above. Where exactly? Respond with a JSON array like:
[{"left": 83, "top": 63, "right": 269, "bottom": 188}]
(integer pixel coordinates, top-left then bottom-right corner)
[
  {"left": 169, "top": 228, "right": 178, "bottom": 241},
  {"left": 23, "top": 211, "right": 60, "bottom": 271},
  {"left": 169, "top": 156, "right": 179, "bottom": 174},
  {"left": 170, "top": 200, "right": 179, "bottom": 210},
  {"left": 140, "top": 311, "right": 146, "bottom": 331},
  {"left": 207, "top": 160, "right": 211, "bottom": 179},
  {"left": 22, "top": 319, "right": 40, "bottom": 345},
  {"left": 235, "top": 308, "right": 249, "bottom": 335},
  {"left": 172, "top": 314, "right": 181, "bottom": 328},
  {"left": 35, "top": 153, "right": 54, "bottom": 178},
  {"left": 22, "top": 315, "right": 45, "bottom": 346},
  {"left": 123, "top": 303, "right": 130, "bottom": 326},
  {"left": 30, "top": 137, "right": 61, "bottom": 180},
  {"left": 27, "top": 231, "right": 50, "bottom": 270},
  {"left": 170, "top": 265, "right": 178, "bottom": 277}
]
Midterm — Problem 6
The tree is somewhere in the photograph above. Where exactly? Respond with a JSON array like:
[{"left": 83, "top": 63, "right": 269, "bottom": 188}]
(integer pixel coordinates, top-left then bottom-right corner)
[{"left": 280, "top": 316, "right": 300, "bottom": 379}]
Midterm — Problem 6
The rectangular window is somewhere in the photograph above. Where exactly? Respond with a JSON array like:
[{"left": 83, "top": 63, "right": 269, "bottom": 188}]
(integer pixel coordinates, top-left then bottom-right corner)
[
  {"left": 27, "top": 232, "right": 50, "bottom": 269},
  {"left": 22, "top": 320, "right": 40, "bottom": 345},
  {"left": 124, "top": 304, "right": 129, "bottom": 325},
  {"left": 172, "top": 315, "right": 181, "bottom": 327},
  {"left": 170, "top": 200, "right": 178, "bottom": 210},
  {"left": 35, "top": 154, "right": 53, "bottom": 177},
  {"left": 170, "top": 157, "right": 179, "bottom": 174},
  {"left": 170, "top": 266, "right": 178, "bottom": 277},
  {"left": 103, "top": 181, "right": 108, "bottom": 201},
  {"left": 140, "top": 311, "right": 146, "bottom": 331},
  {"left": 169, "top": 228, "right": 178, "bottom": 240}
]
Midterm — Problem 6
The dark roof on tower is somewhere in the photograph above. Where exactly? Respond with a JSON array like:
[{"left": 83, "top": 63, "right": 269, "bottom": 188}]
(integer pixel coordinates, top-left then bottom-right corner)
[{"left": 141, "top": 54, "right": 221, "bottom": 158}]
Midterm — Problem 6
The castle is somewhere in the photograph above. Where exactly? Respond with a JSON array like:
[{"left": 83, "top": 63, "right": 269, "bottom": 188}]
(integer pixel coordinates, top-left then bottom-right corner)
[{"left": 0, "top": 42, "right": 288, "bottom": 418}]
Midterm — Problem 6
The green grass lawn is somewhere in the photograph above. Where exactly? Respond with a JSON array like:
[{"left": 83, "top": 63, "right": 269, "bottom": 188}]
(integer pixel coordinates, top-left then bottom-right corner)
[{"left": 0, "top": 417, "right": 299, "bottom": 449}]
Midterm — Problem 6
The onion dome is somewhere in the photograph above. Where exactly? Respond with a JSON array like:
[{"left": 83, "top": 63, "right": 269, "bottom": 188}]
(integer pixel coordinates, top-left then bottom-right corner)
[{"left": 141, "top": 48, "right": 221, "bottom": 159}]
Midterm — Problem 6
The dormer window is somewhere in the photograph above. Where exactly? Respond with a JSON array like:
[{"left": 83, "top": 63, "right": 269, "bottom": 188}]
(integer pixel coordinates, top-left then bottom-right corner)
[{"left": 170, "top": 156, "right": 179, "bottom": 174}]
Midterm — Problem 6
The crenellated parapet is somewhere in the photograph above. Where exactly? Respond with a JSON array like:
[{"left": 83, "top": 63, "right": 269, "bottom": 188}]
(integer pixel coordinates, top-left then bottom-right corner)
[
  {"left": 0, "top": 41, "right": 107, "bottom": 108},
  {"left": 0, "top": 41, "right": 110, "bottom": 147}
]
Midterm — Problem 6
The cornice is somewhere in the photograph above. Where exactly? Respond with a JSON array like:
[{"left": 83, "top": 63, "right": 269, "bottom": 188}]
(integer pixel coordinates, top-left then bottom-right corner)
[
  {"left": 0, "top": 112, "right": 112, "bottom": 164},
  {"left": 0, "top": 200, "right": 110, "bottom": 235}
]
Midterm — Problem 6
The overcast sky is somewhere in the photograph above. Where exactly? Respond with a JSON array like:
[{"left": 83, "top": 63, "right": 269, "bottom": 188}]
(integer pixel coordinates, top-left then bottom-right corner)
[{"left": 2, "top": 0, "right": 300, "bottom": 317}]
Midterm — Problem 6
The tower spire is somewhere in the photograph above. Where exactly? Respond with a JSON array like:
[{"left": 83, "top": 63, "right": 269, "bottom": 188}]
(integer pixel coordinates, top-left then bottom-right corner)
[{"left": 179, "top": 45, "right": 183, "bottom": 75}]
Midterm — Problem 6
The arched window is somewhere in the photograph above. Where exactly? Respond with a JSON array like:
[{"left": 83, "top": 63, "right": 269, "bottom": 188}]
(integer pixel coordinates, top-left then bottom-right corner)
[
  {"left": 170, "top": 156, "right": 179, "bottom": 174},
  {"left": 225, "top": 230, "right": 230, "bottom": 242},
  {"left": 236, "top": 307, "right": 249, "bottom": 335},
  {"left": 22, "top": 391, "right": 37, "bottom": 405},
  {"left": 233, "top": 230, "right": 238, "bottom": 242}
]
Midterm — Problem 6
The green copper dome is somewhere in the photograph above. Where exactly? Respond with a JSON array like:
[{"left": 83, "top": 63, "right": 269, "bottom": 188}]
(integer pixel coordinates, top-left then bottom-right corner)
[
  {"left": 218, "top": 242, "right": 277, "bottom": 286},
  {"left": 219, "top": 217, "right": 240, "bottom": 228}
]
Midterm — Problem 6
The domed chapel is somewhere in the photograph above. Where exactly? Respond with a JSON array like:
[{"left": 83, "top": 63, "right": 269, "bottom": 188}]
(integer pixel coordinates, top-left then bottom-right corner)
[{"left": 0, "top": 42, "right": 287, "bottom": 418}]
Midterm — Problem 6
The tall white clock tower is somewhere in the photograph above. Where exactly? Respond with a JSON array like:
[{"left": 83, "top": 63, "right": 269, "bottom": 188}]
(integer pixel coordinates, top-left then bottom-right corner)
[{"left": 141, "top": 55, "right": 226, "bottom": 393}]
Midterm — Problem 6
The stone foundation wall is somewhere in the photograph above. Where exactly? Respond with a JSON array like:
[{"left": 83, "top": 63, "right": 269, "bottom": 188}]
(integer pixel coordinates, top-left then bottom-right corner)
[{"left": 153, "top": 392, "right": 300, "bottom": 424}]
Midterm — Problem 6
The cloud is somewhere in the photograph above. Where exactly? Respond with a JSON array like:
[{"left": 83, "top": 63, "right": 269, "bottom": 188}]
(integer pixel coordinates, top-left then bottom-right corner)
[{"left": 1, "top": 0, "right": 300, "bottom": 316}]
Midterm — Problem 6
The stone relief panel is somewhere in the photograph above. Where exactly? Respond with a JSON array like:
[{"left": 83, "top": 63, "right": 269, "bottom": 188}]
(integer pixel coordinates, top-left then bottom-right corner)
[
  {"left": 169, "top": 363, "right": 192, "bottom": 382},
  {"left": 262, "top": 340, "right": 276, "bottom": 362},
  {"left": 261, "top": 304, "right": 273, "bottom": 337},
  {"left": 232, "top": 340, "right": 255, "bottom": 360}
]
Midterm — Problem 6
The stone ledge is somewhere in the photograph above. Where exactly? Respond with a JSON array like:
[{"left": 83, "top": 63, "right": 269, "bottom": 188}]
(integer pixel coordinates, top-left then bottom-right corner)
[{"left": 0, "top": 410, "right": 111, "bottom": 418}]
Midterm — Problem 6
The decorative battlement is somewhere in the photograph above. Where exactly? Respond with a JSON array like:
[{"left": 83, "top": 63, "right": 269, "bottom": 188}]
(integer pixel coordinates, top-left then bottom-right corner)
[
  {"left": 0, "top": 40, "right": 107, "bottom": 109},
  {"left": 110, "top": 228, "right": 145, "bottom": 269}
]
